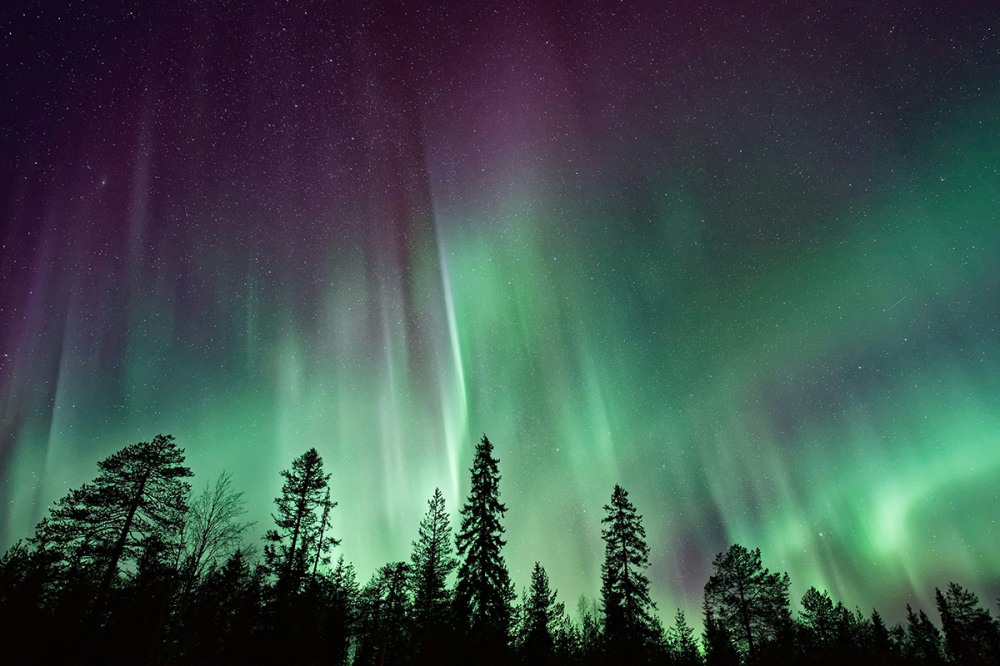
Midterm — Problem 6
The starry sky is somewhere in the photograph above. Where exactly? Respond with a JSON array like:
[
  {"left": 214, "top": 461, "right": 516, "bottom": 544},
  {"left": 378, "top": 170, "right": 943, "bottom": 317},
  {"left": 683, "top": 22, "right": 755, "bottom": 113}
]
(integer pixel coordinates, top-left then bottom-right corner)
[{"left": 2, "top": 0, "right": 999, "bottom": 623}]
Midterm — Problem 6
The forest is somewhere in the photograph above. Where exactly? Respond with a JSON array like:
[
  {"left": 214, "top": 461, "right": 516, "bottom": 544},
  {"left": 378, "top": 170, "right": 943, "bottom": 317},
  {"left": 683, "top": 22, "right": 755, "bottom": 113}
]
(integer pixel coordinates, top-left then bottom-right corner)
[{"left": 0, "top": 433, "right": 996, "bottom": 665}]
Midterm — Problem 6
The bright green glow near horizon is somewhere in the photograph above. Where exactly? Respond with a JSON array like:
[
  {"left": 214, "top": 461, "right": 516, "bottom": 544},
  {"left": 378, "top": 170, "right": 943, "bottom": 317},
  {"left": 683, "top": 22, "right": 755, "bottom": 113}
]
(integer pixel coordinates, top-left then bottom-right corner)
[{"left": 3, "top": 88, "right": 999, "bottom": 632}]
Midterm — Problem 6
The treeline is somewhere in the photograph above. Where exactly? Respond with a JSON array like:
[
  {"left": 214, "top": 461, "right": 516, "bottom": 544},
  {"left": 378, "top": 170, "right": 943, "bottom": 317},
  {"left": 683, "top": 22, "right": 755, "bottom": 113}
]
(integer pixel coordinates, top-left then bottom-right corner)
[{"left": 0, "top": 433, "right": 997, "bottom": 665}]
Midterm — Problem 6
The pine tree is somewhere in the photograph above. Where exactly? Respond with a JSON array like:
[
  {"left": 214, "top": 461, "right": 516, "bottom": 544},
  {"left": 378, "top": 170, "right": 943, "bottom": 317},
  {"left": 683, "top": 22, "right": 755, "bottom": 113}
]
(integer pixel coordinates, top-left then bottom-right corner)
[
  {"left": 934, "top": 583, "right": 995, "bottom": 665},
  {"left": 454, "top": 434, "right": 515, "bottom": 646},
  {"left": 600, "top": 484, "right": 656, "bottom": 658},
  {"left": 409, "top": 487, "right": 457, "bottom": 629},
  {"left": 703, "top": 544, "right": 791, "bottom": 663},
  {"left": 799, "top": 586, "right": 836, "bottom": 652},
  {"left": 263, "top": 448, "right": 337, "bottom": 594},
  {"left": 32, "top": 434, "right": 192, "bottom": 595},
  {"left": 310, "top": 488, "right": 336, "bottom": 578}
]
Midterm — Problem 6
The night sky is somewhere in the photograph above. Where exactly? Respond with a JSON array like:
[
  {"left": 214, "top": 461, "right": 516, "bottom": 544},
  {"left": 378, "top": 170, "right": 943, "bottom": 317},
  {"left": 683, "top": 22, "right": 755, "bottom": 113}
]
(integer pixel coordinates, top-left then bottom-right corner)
[{"left": 2, "top": 0, "right": 999, "bottom": 623}]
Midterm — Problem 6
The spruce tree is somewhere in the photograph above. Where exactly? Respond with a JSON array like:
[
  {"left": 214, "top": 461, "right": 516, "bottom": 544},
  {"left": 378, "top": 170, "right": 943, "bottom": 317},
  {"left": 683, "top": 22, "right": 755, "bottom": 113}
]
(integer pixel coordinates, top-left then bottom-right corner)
[
  {"left": 600, "top": 484, "right": 656, "bottom": 658},
  {"left": 32, "top": 434, "right": 192, "bottom": 595},
  {"left": 667, "top": 609, "right": 701, "bottom": 666},
  {"left": 904, "top": 604, "right": 944, "bottom": 664},
  {"left": 454, "top": 434, "right": 515, "bottom": 645},
  {"left": 521, "top": 562, "right": 559, "bottom": 663},
  {"left": 868, "top": 609, "right": 900, "bottom": 660},
  {"left": 409, "top": 487, "right": 457, "bottom": 628},
  {"left": 263, "top": 448, "right": 337, "bottom": 594}
]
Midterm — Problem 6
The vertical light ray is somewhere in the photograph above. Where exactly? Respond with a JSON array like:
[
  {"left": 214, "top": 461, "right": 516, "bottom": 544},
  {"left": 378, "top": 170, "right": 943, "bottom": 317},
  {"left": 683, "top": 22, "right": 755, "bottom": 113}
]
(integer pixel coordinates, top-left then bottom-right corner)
[
  {"left": 376, "top": 267, "right": 410, "bottom": 534},
  {"left": 433, "top": 212, "right": 468, "bottom": 503},
  {"left": 274, "top": 327, "right": 306, "bottom": 480}
]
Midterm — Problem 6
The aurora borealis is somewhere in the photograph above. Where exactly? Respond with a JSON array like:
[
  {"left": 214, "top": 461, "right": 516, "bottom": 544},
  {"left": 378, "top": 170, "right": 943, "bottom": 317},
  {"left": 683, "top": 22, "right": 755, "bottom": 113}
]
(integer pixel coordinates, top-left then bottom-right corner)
[{"left": 2, "top": 0, "right": 999, "bottom": 625}]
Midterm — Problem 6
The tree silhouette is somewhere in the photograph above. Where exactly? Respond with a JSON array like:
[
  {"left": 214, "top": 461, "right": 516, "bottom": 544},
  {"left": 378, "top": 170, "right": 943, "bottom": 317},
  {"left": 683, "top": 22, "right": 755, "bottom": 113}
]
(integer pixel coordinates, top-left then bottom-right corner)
[
  {"left": 600, "top": 484, "right": 656, "bottom": 660},
  {"left": 454, "top": 434, "right": 515, "bottom": 649},
  {"left": 904, "top": 604, "right": 944, "bottom": 664},
  {"left": 6, "top": 428, "right": 1000, "bottom": 665},
  {"left": 934, "top": 583, "right": 996, "bottom": 665},
  {"left": 799, "top": 586, "right": 836, "bottom": 653},
  {"left": 549, "top": 601, "right": 580, "bottom": 663},
  {"left": 410, "top": 487, "right": 457, "bottom": 629},
  {"left": 934, "top": 583, "right": 1000, "bottom": 665},
  {"left": 520, "top": 562, "right": 559, "bottom": 664},
  {"left": 355, "top": 561, "right": 412, "bottom": 666},
  {"left": 703, "top": 544, "right": 791, "bottom": 662},
  {"left": 103, "top": 532, "right": 179, "bottom": 663},
  {"left": 0, "top": 541, "right": 57, "bottom": 661},
  {"left": 33, "top": 434, "right": 192, "bottom": 596},
  {"left": 178, "top": 547, "right": 267, "bottom": 664},
  {"left": 263, "top": 448, "right": 338, "bottom": 594},
  {"left": 180, "top": 471, "right": 253, "bottom": 593},
  {"left": 577, "top": 595, "right": 603, "bottom": 660},
  {"left": 310, "top": 488, "right": 337, "bottom": 578},
  {"left": 702, "top": 609, "right": 739, "bottom": 666},
  {"left": 667, "top": 608, "right": 702, "bottom": 666},
  {"left": 326, "top": 554, "right": 360, "bottom": 666},
  {"left": 868, "top": 609, "right": 903, "bottom": 663},
  {"left": 797, "top": 591, "right": 870, "bottom": 664}
]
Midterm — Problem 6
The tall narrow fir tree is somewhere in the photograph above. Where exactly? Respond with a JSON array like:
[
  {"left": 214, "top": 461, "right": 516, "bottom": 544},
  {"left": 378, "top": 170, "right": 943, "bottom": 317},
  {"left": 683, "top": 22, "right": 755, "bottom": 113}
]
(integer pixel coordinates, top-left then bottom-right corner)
[
  {"left": 454, "top": 434, "right": 515, "bottom": 646},
  {"left": 600, "top": 484, "right": 656, "bottom": 659}
]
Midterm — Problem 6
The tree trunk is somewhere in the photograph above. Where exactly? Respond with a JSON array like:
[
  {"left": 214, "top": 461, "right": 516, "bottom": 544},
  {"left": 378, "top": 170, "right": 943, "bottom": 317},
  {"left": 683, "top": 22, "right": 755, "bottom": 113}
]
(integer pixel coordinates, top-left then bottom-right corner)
[
  {"left": 100, "top": 466, "right": 152, "bottom": 595},
  {"left": 738, "top": 576, "right": 755, "bottom": 661}
]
